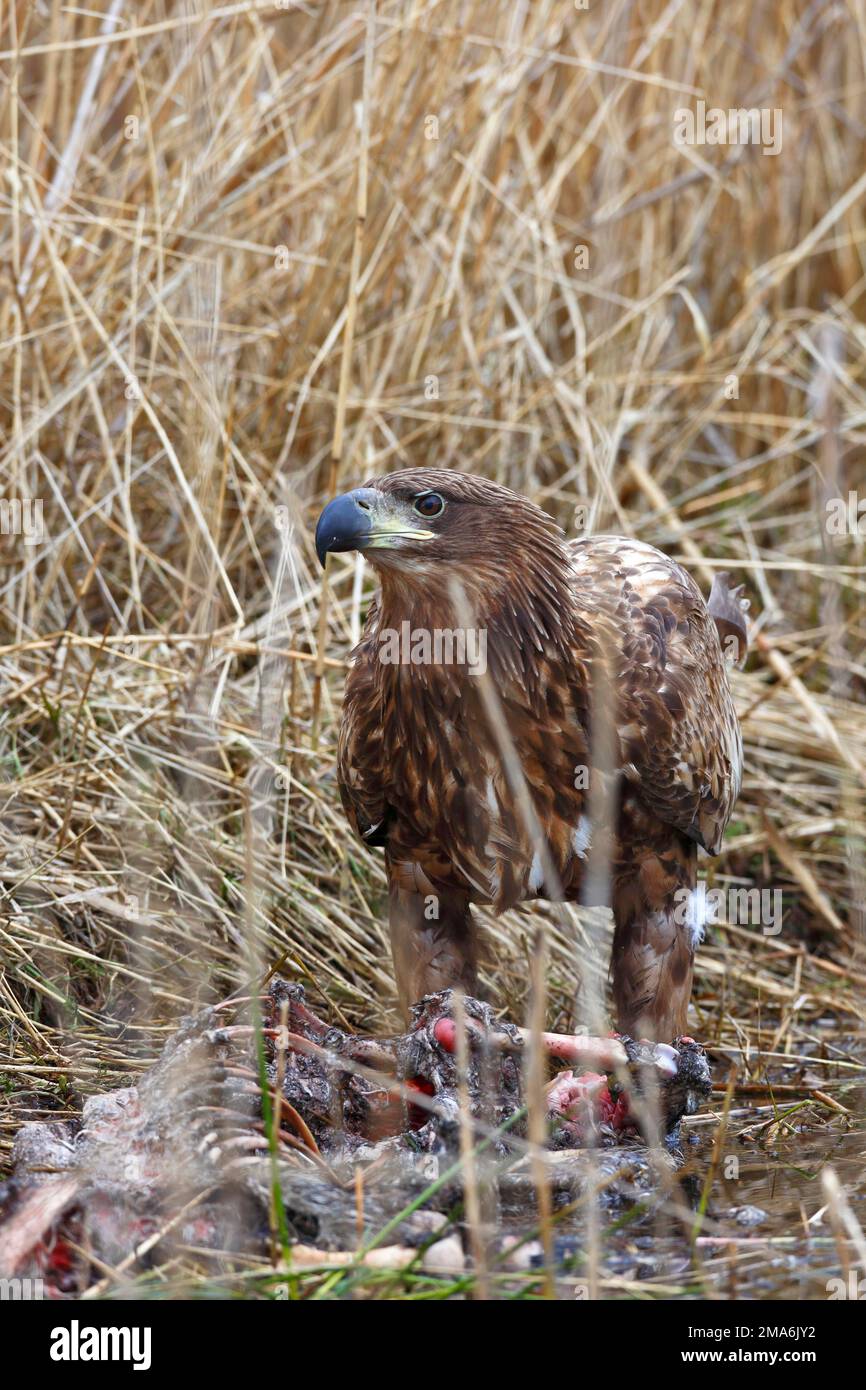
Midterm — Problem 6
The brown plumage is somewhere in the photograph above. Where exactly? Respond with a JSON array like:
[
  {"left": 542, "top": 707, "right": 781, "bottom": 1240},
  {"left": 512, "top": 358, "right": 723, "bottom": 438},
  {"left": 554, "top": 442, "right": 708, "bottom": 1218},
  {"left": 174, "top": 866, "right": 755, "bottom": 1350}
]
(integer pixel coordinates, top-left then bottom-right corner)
[{"left": 315, "top": 469, "right": 746, "bottom": 1041}]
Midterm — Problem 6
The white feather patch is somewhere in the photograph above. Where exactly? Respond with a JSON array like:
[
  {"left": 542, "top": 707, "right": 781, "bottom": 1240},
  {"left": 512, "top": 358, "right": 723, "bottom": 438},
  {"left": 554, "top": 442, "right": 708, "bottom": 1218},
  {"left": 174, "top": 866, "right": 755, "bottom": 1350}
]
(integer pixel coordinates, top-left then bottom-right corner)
[
  {"left": 528, "top": 851, "right": 544, "bottom": 893},
  {"left": 571, "top": 815, "right": 592, "bottom": 859},
  {"left": 683, "top": 885, "right": 718, "bottom": 950}
]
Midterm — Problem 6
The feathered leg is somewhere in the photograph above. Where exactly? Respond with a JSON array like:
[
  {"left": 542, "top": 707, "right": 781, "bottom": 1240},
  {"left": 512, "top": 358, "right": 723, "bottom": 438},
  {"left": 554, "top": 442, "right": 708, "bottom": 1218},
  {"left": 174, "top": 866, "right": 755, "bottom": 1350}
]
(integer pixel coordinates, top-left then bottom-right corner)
[
  {"left": 610, "top": 829, "right": 699, "bottom": 1041},
  {"left": 387, "top": 864, "right": 476, "bottom": 1021}
]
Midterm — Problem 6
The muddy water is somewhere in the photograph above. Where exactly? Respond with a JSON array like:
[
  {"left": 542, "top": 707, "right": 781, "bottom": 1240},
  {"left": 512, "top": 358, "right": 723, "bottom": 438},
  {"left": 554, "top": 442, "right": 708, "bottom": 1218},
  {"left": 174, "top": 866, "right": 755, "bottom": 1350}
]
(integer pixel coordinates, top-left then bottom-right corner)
[
  {"left": 501, "top": 1083, "right": 866, "bottom": 1299},
  {"left": 681, "top": 1112, "right": 866, "bottom": 1299}
]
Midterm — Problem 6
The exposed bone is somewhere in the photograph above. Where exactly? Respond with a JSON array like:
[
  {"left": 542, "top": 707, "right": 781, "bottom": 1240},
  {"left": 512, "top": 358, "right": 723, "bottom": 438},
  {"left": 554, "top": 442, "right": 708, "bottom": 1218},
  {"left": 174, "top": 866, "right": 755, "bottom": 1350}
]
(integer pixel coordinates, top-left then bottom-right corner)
[{"left": 431, "top": 1015, "right": 628, "bottom": 1070}]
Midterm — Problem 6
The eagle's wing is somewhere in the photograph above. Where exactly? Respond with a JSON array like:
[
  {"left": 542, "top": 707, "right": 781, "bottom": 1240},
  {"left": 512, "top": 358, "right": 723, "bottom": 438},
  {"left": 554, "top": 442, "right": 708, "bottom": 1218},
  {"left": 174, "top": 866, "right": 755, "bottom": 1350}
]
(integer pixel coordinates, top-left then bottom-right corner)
[
  {"left": 336, "top": 595, "right": 391, "bottom": 845},
  {"left": 568, "top": 536, "right": 742, "bottom": 855}
]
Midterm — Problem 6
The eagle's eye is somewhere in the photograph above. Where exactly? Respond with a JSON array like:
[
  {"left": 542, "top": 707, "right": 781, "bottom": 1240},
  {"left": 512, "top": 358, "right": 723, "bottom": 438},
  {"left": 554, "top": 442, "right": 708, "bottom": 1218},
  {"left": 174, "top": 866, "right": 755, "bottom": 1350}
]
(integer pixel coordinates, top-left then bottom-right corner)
[{"left": 413, "top": 492, "right": 445, "bottom": 519}]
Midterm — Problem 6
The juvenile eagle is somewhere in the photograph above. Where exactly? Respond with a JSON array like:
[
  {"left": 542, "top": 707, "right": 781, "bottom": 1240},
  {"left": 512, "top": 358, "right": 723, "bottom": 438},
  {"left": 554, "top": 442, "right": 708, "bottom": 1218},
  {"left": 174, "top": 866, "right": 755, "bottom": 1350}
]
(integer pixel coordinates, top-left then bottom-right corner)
[{"left": 316, "top": 470, "right": 746, "bottom": 1042}]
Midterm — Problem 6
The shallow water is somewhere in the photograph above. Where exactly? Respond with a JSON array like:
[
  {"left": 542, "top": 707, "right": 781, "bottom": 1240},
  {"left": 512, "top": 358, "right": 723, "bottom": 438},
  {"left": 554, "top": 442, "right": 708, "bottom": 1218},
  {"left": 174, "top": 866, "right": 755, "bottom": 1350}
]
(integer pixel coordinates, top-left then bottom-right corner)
[
  {"left": 682, "top": 1116, "right": 866, "bottom": 1299},
  {"left": 508, "top": 1083, "right": 866, "bottom": 1299}
]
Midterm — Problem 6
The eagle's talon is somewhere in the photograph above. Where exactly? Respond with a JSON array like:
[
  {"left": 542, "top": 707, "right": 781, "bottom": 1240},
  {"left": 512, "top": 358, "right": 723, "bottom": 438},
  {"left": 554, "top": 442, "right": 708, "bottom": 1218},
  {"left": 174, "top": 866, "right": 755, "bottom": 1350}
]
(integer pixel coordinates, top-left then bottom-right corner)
[
  {"left": 648, "top": 1042, "right": 679, "bottom": 1078},
  {"left": 597, "top": 1034, "right": 712, "bottom": 1133},
  {"left": 617, "top": 1035, "right": 680, "bottom": 1079}
]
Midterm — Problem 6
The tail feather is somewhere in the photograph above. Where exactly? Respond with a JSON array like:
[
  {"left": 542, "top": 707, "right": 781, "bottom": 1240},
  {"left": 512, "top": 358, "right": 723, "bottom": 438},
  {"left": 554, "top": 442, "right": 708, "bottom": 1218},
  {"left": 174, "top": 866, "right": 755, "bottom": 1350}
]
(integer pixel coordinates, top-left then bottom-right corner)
[{"left": 709, "top": 571, "right": 749, "bottom": 665}]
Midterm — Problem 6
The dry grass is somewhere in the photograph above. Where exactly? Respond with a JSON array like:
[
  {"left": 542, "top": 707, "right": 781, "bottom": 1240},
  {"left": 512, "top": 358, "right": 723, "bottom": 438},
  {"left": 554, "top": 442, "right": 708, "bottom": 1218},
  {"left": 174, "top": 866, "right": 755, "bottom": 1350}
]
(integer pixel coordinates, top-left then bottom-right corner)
[{"left": 1, "top": 0, "right": 865, "bottom": 1298}]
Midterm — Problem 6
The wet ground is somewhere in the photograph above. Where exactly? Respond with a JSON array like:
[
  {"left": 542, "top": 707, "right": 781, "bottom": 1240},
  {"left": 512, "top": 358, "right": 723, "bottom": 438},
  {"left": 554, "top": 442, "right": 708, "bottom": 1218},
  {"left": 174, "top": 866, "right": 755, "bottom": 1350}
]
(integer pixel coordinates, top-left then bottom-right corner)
[{"left": 519, "top": 1080, "right": 866, "bottom": 1299}]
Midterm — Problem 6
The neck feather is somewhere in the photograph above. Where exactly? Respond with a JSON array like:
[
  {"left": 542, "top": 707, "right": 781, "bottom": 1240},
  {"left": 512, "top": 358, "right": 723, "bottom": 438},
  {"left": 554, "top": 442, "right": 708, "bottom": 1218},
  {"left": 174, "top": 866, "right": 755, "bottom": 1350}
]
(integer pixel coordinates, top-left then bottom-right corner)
[{"left": 371, "top": 538, "right": 582, "bottom": 687}]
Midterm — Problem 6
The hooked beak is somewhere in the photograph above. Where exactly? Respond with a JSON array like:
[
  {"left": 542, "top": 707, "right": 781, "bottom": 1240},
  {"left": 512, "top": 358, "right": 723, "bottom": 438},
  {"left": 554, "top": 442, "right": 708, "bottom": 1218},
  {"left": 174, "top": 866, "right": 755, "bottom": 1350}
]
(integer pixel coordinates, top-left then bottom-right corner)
[
  {"left": 314, "top": 488, "right": 434, "bottom": 567},
  {"left": 315, "top": 488, "right": 376, "bottom": 566}
]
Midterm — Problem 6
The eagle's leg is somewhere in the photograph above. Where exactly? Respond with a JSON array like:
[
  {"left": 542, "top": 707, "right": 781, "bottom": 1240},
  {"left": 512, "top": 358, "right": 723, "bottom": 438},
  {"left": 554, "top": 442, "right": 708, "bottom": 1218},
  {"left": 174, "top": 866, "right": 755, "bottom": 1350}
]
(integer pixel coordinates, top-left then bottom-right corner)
[
  {"left": 387, "top": 866, "right": 476, "bottom": 1022},
  {"left": 610, "top": 833, "right": 699, "bottom": 1042}
]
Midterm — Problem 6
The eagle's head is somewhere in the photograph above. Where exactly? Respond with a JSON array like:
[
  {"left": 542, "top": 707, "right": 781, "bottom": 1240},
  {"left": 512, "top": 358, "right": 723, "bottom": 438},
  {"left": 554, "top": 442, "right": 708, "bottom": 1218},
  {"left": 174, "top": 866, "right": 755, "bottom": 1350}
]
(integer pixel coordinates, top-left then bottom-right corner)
[{"left": 315, "top": 469, "right": 566, "bottom": 592}]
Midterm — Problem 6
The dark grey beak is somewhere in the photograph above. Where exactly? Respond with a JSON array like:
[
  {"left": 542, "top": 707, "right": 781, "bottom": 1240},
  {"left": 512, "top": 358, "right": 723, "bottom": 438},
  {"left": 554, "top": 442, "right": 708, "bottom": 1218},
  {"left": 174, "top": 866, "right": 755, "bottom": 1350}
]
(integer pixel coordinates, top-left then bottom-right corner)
[{"left": 315, "top": 488, "right": 377, "bottom": 567}]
